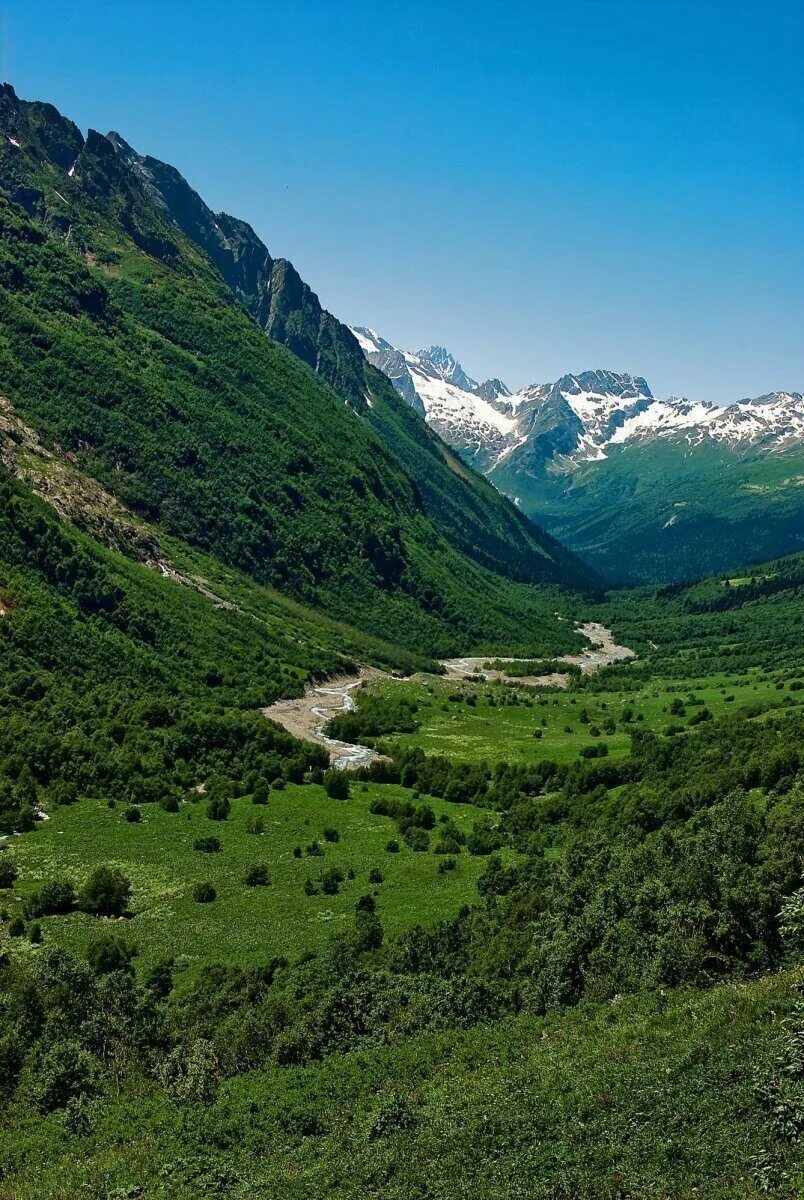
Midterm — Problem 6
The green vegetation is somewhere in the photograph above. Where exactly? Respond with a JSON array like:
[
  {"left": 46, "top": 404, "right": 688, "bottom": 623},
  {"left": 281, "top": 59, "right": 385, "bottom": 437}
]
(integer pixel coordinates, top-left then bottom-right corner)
[
  {"left": 0, "top": 85, "right": 802, "bottom": 1199},
  {"left": 494, "top": 429, "right": 804, "bottom": 583},
  {"left": 7, "top": 783, "right": 490, "bottom": 977}
]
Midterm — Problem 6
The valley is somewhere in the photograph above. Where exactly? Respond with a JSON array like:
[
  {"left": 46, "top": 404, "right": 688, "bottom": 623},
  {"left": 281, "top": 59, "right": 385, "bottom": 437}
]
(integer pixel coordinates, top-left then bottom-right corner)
[
  {"left": 0, "top": 77, "right": 801, "bottom": 1200},
  {"left": 353, "top": 329, "right": 804, "bottom": 582}
]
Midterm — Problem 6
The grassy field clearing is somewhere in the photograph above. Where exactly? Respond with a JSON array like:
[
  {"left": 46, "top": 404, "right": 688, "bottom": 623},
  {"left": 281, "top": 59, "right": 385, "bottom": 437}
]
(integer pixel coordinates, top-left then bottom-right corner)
[
  {"left": 367, "top": 669, "right": 795, "bottom": 765},
  {"left": 6, "top": 783, "right": 492, "bottom": 981}
]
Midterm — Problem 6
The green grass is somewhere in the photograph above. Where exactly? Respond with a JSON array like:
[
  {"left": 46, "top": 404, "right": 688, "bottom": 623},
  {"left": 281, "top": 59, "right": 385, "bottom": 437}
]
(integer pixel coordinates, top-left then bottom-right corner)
[
  {"left": 7, "top": 783, "right": 493, "bottom": 980},
  {"left": 365, "top": 669, "right": 792, "bottom": 765},
  {"left": 2, "top": 968, "right": 801, "bottom": 1199}
]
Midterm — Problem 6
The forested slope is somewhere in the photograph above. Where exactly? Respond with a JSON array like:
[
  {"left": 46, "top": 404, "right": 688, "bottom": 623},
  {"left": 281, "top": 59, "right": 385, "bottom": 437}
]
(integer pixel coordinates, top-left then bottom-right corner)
[{"left": 0, "top": 83, "right": 592, "bottom": 664}]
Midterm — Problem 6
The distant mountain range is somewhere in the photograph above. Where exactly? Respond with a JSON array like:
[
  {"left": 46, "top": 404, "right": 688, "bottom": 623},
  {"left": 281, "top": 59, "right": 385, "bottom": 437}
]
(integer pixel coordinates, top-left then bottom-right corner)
[{"left": 352, "top": 327, "right": 804, "bottom": 582}]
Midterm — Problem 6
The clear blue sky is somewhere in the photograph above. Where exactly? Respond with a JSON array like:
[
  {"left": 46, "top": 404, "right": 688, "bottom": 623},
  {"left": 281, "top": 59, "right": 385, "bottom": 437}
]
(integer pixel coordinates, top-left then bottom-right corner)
[{"left": 2, "top": 0, "right": 802, "bottom": 401}]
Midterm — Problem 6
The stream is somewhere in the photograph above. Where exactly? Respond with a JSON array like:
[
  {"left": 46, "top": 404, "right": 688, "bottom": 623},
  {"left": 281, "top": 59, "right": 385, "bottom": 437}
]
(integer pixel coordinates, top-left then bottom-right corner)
[{"left": 263, "top": 624, "right": 635, "bottom": 770}]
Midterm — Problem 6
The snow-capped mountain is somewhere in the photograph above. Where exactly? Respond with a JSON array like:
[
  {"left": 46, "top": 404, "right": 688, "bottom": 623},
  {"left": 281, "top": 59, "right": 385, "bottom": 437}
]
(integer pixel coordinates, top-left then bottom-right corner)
[
  {"left": 350, "top": 327, "right": 804, "bottom": 473},
  {"left": 351, "top": 327, "right": 803, "bottom": 583},
  {"left": 351, "top": 327, "right": 519, "bottom": 466}
]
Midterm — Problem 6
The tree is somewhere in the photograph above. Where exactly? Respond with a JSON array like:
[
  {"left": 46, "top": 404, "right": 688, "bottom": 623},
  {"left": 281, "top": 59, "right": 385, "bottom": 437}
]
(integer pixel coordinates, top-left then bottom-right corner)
[
  {"left": 324, "top": 770, "right": 350, "bottom": 800},
  {"left": 87, "top": 933, "right": 134, "bottom": 975},
  {"left": 79, "top": 866, "right": 131, "bottom": 916},
  {"left": 206, "top": 796, "right": 230, "bottom": 822}
]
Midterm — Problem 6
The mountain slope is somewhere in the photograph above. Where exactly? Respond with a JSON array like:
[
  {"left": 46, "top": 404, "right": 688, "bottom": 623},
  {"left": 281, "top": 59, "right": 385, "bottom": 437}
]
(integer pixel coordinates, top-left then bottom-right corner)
[
  {"left": 0, "top": 84, "right": 592, "bottom": 657},
  {"left": 99, "top": 132, "right": 588, "bottom": 589},
  {"left": 354, "top": 326, "right": 803, "bottom": 583}
]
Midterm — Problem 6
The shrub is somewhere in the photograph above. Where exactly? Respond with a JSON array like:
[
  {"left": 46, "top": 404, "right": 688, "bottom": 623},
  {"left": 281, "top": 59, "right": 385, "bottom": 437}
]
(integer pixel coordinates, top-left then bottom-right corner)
[
  {"left": 27, "top": 878, "right": 76, "bottom": 917},
  {"left": 193, "top": 882, "right": 217, "bottom": 903},
  {"left": 206, "top": 796, "right": 231, "bottom": 822},
  {"left": 385, "top": 839, "right": 400, "bottom": 853},
  {"left": 161, "top": 797, "right": 180, "bottom": 813},
  {"left": 306, "top": 841, "right": 324, "bottom": 857},
  {"left": 324, "top": 770, "right": 350, "bottom": 800},
  {"left": 87, "top": 932, "right": 134, "bottom": 975},
  {"left": 438, "top": 857, "right": 457, "bottom": 874},
  {"left": 79, "top": 866, "right": 131, "bottom": 916},
  {"left": 293, "top": 846, "right": 302, "bottom": 858},
  {"left": 303, "top": 879, "right": 319, "bottom": 896},
  {"left": 0, "top": 855, "right": 18, "bottom": 889},
  {"left": 27, "top": 1040, "right": 100, "bottom": 1114},
  {"left": 252, "top": 781, "right": 271, "bottom": 805},
  {"left": 123, "top": 805, "right": 142, "bottom": 824},
  {"left": 435, "top": 835, "right": 462, "bottom": 855},
  {"left": 368, "top": 868, "right": 383, "bottom": 884},
  {"left": 323, "top": 827, "right": 340, "bottom": 843},
  {"left": 28, "top": 921, "right": 42, "bottom": 944},
  {"left": 467, "top": 822, "right": 503, "bottom": 856},
  {"left": 8, "top": 916, "right": 25, "bottom": 937},
  {"left": 245, "top": 816, "right": 265, "bottom": 835},
  {"left": 244, "top": 864, "right": 270, "bottom": 887},
  {"left": 321, "top": 867, "right": 345, "bottom": 895},
  {"left": 403, "top": 827, "right": 430, "bottom": 852},
  {"left": 194, "top": 836, "right": 221, "bottom": 853}
]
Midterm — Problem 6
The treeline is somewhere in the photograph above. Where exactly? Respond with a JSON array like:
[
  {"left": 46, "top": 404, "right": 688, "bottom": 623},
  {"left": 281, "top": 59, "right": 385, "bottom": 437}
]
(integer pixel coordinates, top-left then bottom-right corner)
[
  {"left": 0, "top": 706, "right": 800, "bottom": 1118},
  {"left": 0, "top": 473, "right": 334, "bottom": 832}
]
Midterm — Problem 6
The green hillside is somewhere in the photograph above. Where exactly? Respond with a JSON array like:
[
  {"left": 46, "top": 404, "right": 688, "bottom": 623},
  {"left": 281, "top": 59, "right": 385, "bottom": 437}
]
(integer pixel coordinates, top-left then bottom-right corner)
[
  {"left": 493, "top": 436, "right": 804, "bottom": 583},
  {"left": 0, "top": 84, "right": 592, "bottom": 659},
  {"left": 105, "top": 131, "right": 587, "bottom": 590}
]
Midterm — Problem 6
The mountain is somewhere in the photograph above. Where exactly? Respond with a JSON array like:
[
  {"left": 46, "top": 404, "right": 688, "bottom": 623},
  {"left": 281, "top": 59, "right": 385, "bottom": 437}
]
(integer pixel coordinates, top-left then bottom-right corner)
[
  {"left": 353, "top": 328, "right": 803, "bottom": 582},
  {"left": 0, "top": 83, "right": 594, "bottom": 662},
  {"left": 93, "top": 123, "right": 592, "bottom": 595}
]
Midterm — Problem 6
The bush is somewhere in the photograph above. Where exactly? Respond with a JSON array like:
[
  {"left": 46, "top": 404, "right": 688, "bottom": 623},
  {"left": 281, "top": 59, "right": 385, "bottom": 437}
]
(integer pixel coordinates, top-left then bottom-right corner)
[
  {"left": 306, "top": 841, "right": 324, "bottom": 857},
  {"left": 206, "top": 796, "right": 231, "bottom": 822},
  {"left": 194, "top": 836, "right": 221, "bottom": 853},
  {"left": 193, "top": 882, "right": 217, "bottom": 903},
  {"left": 79, "top": 866, "right": 131, "bottom": 917},
  {"left": 368, "top": 868, "right": 383, "bottom": 884},
  {"left": 8, "top": 916, "right": 25, "bottom": 937},
  {"left": 27, "top": 878, "right": 76, "bottom": 917},
  {"left": 28, "top": 921, "right": 42, "bottom": 944},
  {"left": 404, "top": 827, "right": 430, "bottom": 852},
  {"left": 324, "top": 770, "right": 350, "bottom": 800},
  {"left": 245, "top": 816, "right": 265, "bottom": 835},
  {"left": 438, "top": 857, "right": 457, "bottom": 873},
  {"left": 303, "top": 879, "right": 319, "bottom": 896},
  {"left": 323, "top": 827, "right": 340, "bottom": 843},
  {"left": 321, "top": 867, "right": 345, "bottom": 895},
  {"left": 123, "top": 805, "right": 142, "bottom": 824},
  {"left": 252, "top": 781, "right": 272, "bottom": 805},
  {"left": 435, "top": 835, "right": 462, "bottom": 855},
  {"left": 467, "top": 822, "right": 503, "bottom": 856},
  {"left": 385, "top": 839, "right": 400, "bottom": 853},
  {"left": 0, "top": 855, "right": 18, "bottom": 889},
  {"left": 27, "top": 1040, "right": 100, "bottom": 1114},
  {"left": 244, "top": 864, "right": 270, "bottom": 887},
  {"left": 87, "top": 932, "right": 134, "bottom": 975},
  {"left": 161, "top": 797, "right": 180, "bottom": 813}
]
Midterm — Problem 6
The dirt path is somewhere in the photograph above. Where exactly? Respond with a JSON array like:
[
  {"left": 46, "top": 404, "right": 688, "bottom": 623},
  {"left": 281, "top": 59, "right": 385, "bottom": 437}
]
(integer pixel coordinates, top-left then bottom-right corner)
[{"left": 264, "top": 625, "right": 634, "bottom": 769}]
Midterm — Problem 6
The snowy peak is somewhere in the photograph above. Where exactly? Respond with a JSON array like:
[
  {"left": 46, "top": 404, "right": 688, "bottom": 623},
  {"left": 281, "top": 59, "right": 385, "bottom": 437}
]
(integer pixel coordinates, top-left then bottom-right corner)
[
  {"left": 475, "top": 378, "right": 512, "bottom": 403},
  {"left": 349, "top": 326, "right": 802, "bottom": 473},
  {"left": 416, "top": 345, "right": 478, "bottom": 393}
]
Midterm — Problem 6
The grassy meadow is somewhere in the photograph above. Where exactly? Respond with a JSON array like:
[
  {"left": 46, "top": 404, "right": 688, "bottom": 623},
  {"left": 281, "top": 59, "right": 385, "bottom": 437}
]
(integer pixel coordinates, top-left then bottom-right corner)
[
  {"left": 362, "top": 667, "right": 794, "bottom": 765},
  {"left": 5, "top": 783, "right": 494, "bottom": 980}
]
